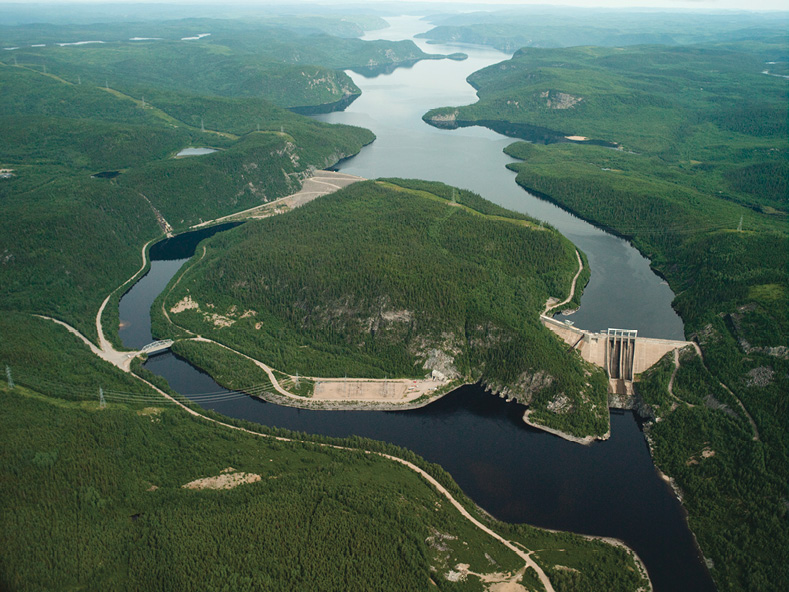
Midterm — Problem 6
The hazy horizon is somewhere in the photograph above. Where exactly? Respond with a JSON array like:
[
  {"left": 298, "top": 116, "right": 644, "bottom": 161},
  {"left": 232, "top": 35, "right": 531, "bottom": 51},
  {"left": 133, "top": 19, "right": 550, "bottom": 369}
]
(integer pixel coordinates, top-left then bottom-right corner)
[{"left": 1, "top": 0, "right": 786, "bottom": 13}]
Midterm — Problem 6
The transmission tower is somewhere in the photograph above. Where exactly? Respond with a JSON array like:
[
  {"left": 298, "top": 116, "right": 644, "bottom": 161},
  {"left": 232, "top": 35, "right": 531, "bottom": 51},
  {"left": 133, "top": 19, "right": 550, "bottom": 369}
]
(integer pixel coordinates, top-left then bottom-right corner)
[
  {"left": 99, "top": 387, "right": 106, "bottom": 409},
  {"left": 141, "top": 96, "right": 145, "bottom": 108},
  {"left": 294, "top": 372, "right": 299, "bottom": 388},
  {"left": 5, "top": 366, "right": 13, "bottom": 389},
  {"left": 737, "top": 215, "right": 743, "bottom": 232},
  {"left": 201, "top": 117, "right": 205, "bottom": 132},
  {"left": 77, "top": 75, "right": 81, "bottom": 85}
]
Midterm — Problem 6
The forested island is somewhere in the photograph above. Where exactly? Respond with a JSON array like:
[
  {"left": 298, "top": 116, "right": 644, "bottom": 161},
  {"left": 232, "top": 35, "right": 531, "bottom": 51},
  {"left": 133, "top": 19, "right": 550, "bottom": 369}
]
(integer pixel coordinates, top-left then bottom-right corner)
[
  {"left": 156, "top": 179, "right": 609, "bottom": 439},
  {"left": 425, "top": 37, "right": 788, "bottom": 590}
]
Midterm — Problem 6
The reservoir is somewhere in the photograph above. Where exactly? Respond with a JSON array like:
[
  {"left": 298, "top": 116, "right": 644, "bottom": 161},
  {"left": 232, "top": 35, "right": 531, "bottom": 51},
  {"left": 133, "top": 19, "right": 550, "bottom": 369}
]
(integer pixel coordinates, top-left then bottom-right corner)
[
  {"left": 317, "top": 16, "right": 683, "bottom": 341},
  {"left": 118, "top": 16, "right": 713, "bottom": 592}
]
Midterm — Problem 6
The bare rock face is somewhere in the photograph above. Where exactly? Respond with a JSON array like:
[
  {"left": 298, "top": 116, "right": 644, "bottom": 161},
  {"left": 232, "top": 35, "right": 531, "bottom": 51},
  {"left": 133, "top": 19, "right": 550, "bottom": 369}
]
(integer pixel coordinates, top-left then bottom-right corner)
[
  {"left": 428, "top": 109, "right": 459, "bottom": 123},
  {"left": 419, "top": 342, "right": 461, "bottom": 381},
  {"left": 483, "top": 370, "right": 555, "bottom": 404},
  {"left": 745, "top": 366, "right": 775, "bottom": 388},
  {"left": 539, "top": 90, "right": 583, "bottom": 109},
  {"left": 513, "top": 370, "right": 555, "bottom": 402},
  {"left": 546, "top": 392, "right": 572, "bottom": 414}
]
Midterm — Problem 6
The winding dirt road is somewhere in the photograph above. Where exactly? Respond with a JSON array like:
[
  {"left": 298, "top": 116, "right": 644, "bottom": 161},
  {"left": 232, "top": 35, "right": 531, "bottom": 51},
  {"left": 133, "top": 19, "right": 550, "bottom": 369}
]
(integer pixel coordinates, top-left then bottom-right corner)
[
  {"left": 544, "top": 249, "right": 583, "bottom": 315},
  {"left": 32, "top": 174, "right": 672, "bottom": 592},
  {"left": 36, "top": 317, "right": 557, "bottom": 592}
]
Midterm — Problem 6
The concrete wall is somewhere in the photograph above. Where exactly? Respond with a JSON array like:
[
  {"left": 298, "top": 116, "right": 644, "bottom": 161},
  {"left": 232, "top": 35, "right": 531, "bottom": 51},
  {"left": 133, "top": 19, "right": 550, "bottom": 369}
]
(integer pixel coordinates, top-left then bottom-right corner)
[{"left": 540, "top": 315, "right": 689, "bottom": 391}]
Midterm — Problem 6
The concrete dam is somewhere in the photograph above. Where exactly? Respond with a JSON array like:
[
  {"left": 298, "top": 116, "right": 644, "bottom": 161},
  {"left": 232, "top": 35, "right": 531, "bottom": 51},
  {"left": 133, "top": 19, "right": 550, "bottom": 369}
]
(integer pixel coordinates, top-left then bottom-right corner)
[{"left": 540, "top": 315, "right": 692, "bottom": 395}]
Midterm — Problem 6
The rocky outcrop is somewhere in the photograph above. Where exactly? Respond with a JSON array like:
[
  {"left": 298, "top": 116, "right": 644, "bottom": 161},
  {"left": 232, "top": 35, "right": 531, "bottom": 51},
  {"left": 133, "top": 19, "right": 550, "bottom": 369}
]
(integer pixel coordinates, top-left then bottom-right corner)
[
  {"left": 481, "top": 370, "right": 555, "bottom": 405},
  {"left": 423, "top": 109, "right": 460, "bottom": 129},
  {"left": 539, "top": 90, "right": 583, "bottom": 109}
]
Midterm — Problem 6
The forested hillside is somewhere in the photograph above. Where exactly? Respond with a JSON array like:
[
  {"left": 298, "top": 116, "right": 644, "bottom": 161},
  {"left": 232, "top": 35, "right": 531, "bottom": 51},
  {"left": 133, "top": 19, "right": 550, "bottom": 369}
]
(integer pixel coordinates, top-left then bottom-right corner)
[
  {"left": 0, "top": 378, "right": 648, "bottom": 592},
  {"left": 425, "top": 42, "right": 787, "bottom": 156},
  {"left": 2, "top": 18, "right": 455, "bottom": 111},
  {"left": 0, "top": 312, "right": 645, "bottom": 592},
  {"left": 424, "top": 39, "right": 788, "bottom": 590},
  {"left": 418, "top": 8, "right": 789, "bottom": 52},
  {"left": 0, "top": 32, "right": 374, "bottom": 342},
  {"left": 158, "top": 179, "right": 609, "bottom": 439}
]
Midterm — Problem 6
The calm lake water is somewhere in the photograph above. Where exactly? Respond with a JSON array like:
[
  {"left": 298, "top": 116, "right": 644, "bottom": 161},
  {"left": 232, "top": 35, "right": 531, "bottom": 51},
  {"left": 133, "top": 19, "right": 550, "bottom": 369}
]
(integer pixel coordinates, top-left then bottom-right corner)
[
  {"left": 317, "top": 16, "right": 684, "bottom": 340},
  {"left": 118, "top": 16, "right": 713, "bottom": 592}
]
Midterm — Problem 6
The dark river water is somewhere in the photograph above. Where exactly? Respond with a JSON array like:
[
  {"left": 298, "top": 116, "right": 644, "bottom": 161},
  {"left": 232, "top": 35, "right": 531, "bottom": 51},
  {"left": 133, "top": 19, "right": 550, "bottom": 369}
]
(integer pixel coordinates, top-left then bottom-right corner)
[{"left": 118, "top": 16, "right": 713, "bottom": 592}]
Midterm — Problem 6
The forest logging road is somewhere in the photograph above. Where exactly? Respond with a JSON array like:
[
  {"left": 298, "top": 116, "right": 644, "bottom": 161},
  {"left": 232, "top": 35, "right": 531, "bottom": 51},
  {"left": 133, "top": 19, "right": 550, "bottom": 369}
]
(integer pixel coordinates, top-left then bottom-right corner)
[{"left": 544, "top": 249, "right": 583, "bottom": 315}]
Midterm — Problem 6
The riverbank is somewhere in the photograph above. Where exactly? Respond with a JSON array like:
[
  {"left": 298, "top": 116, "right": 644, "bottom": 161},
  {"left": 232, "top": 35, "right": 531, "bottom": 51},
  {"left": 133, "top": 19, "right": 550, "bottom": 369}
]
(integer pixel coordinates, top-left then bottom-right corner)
[{"left": 522, "top": 409, "right": 610, "bottom": 445}]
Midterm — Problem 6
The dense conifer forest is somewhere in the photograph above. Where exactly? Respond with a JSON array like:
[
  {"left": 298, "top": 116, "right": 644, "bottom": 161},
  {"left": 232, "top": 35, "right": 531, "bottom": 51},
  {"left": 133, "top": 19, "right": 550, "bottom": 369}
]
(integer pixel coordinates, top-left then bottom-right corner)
[
  {"left": 2, "top": 383, "right": 651, "bottom": 592},
  {"left": 0, "top": 45, "right": 373, "bottom": 340},
  {"left": 2, "top": 7, "right": 786, "bottom": 590},
  {"left": 159, "top": 179, "right": 609, "bottom": 438},
  {"left": 425, "top": 38, "right": 788, "bottom": 590}
]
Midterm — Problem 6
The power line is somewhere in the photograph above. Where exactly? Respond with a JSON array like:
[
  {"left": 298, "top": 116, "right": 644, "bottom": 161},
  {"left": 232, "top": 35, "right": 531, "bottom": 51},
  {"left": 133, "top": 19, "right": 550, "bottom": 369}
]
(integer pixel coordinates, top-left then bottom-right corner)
[{"left": 11, "top": 371, "right": 276, "bottom": 404}]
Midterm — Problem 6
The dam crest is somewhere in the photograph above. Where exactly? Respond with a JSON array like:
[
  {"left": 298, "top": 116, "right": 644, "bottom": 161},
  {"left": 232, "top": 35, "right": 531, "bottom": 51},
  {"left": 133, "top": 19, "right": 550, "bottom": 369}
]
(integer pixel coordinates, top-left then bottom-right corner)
[{"left": 540, "top": 315, "right": 691, "bottom": 396}]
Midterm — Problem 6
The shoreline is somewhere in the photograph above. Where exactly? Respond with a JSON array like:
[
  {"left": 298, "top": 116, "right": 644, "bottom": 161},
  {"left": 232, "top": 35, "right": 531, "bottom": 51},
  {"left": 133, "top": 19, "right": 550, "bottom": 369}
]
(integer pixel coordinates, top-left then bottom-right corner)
[{"left": 522, "top": 409, "right": 610, "bottom": 445}]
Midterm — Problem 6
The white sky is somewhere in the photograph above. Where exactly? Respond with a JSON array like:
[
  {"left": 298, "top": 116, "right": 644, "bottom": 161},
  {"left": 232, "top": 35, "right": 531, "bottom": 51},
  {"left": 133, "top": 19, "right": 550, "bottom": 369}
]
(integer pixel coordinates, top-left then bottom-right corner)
[{"left": 23, "top": 0, "right": 788, "bottom": 11}]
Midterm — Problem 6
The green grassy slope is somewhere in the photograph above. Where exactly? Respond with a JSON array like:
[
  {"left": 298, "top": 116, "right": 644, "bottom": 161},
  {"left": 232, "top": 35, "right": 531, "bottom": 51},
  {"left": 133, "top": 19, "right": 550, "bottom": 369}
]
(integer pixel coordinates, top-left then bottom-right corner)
[
  {"left": 423, "top": 40, "right": 788, "bottom": 590},
  {"left": 158, "top": 179, "right": 609, "bottom": 438}
]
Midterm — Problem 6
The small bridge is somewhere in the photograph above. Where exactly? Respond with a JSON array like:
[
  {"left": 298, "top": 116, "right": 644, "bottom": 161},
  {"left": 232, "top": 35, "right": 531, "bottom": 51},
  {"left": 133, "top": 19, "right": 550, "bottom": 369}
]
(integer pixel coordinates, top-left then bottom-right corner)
[
  {"left": 541, "top": 316, "right": 691, "bottom": 395},
  {"left": 139, "top": 340, "right": 174, "bottom": 355}
]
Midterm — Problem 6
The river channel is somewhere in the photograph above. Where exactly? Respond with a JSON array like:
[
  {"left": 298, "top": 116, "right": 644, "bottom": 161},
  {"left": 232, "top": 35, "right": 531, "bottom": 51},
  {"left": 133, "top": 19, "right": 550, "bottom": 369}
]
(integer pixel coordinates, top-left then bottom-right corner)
[{"left": 118, "top": 16, "right": 713, "bottom": 592}]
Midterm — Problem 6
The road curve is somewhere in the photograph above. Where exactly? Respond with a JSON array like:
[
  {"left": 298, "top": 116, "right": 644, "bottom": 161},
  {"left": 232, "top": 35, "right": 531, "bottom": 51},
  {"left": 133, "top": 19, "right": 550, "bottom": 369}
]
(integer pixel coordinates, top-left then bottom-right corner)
[
  {"left": 102, "top": 337, "right": 557, "bottom": 591},
  {"left": 544, "top": 249, "right": 584, "bottom": 315}
]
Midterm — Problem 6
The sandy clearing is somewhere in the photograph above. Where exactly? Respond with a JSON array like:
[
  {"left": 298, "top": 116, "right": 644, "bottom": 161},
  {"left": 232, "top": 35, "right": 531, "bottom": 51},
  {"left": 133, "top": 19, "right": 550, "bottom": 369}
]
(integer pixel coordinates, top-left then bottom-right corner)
[
  {"left": 182, "top": 471, "right": 261, "bottom": 490},
  {"left": 189, "top": 337, "right": 453, "bottom": 407},
  {"left": 116, "top": 368, "right": 559, "bottom": 592},
  {"left": 565, "top": 135, "right": 589, "bottom": 141},
  {"left": 448, "top": 564, "right": 529, "bottom": 592},
  {"left": 191, "top": 170, "right": 365, "bottom": 228},
  {"left": 312, "top": 377, "right": 447, "bottom": 402},
  {"left": 170, "top": 295, "right": 199, "bottom": 313}
]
